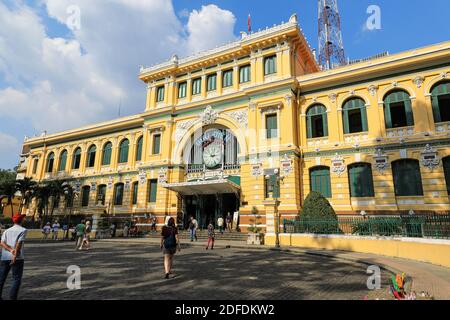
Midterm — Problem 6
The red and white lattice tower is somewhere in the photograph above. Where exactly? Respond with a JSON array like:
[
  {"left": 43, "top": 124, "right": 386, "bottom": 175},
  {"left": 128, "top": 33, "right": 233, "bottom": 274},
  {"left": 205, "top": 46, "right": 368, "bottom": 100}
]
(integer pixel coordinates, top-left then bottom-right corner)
[{"left": 318, "top": 0, "right": 346, "bottom": 70}]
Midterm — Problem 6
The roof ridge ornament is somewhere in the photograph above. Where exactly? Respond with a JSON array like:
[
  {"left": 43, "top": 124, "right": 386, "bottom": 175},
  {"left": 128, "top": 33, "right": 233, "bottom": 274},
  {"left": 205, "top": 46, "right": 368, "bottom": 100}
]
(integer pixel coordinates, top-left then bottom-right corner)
[{"left": 289, "top": 13, "right": 298, "bottom": 23}]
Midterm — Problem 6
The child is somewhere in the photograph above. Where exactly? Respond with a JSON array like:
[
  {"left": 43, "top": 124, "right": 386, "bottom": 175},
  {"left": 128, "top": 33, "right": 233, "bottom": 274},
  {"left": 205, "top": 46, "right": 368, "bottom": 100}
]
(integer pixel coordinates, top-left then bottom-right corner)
[
  {"left": 80, "top": 221, "right": 92, "bottom": 250},
  {"left": 205, "top": 222, "right": 215, "bottom": 250}
]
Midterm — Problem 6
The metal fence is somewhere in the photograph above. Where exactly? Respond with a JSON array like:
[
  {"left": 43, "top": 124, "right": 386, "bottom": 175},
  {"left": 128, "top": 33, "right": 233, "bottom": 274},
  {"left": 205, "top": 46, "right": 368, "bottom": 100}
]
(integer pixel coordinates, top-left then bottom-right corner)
[{"left": 283, "top": 215, "right": 450, "bottom": 239}]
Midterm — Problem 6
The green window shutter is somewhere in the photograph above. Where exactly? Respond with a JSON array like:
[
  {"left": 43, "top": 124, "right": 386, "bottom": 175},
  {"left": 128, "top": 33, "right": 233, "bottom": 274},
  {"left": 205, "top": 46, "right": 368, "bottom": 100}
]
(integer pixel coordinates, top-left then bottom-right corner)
[
  {"left": 264, "top": 56, "right": 277, "bottom": 75},
  {"left": 431, "top": 96, "right": 442, "bottom": 123},
  {"left": 157, "top": 86, "right": 165, "bottom": 102},
  {"left": 192, "top": 78, "right": 201, "bottom": 95},
  {"left": 178, "top": 82, "right": 187, "bottom": 98},
  {"left": 87, "top": 146, "right": 96, "bottom": 167},
  {"left": 306, "top": 115, "right": 313, "bottom": 138},
  {"left": 223, "top": 70, "right": 233, "bottom": 87},
  {"left": 343, "top": 109, "right": 350, "bottom": 134},
  {"left": 360, "top": 105, "right": 368, "bottom": 131},
  {"left": 102, "top": 143, "right": 112, "bottom": 165},
  {"left": 323, "top": 112, "right": 329, "bottom": 136},
  {"left": 59, "top": 151, "right": 67, "bottom": 171},
  {"left": 119, "top": 140, "right": 129, "bottom": 163},
  {"left": 404, "top": 99, "right": 414, "bottom": 126},
  {"left": 82, "top": 187, "right": 90, "bottom": 207},
  {"left": 348, "top": 164, "right": 374, "bottom": 197},
  {"left": 207, "top": 74, "right": 217, "bottom": 91},
  {"left": 152, "top": 134, "right": 161, "bottom": 154},
  {"left": 443, "top": 157, "right": 450, "bottom": 195},
  {"left": 384, "top": 101, "right": 393, "bottom": 129},
  {"left": 46, "top": 153, "right": 54, "bottom": 172},
  {"left": 266, "top": 114, "right": 277, "bottom": 139},
  {"left": 136, "top": 137, "right": 143, "bottom": 161},
  {"left": 148, "top": 179, "right": 158, "bottom": 203},
  {"left": 239, "top": 65, "right": 250, "bottom": 83},
  {"left": 132, "top": 182, "right": 138, "bottom": 205},
  {"left": 73, "top": 149, "right": 81, "bottom": 169},
  {"left": 310, "top": 167, "right": 332, "bottom": 198},
  {"left": 114, "top": 184, "right": 124, "bottom": 205},
  {"left": 392, "top": 160, "right": 424, "bottom": 196}
]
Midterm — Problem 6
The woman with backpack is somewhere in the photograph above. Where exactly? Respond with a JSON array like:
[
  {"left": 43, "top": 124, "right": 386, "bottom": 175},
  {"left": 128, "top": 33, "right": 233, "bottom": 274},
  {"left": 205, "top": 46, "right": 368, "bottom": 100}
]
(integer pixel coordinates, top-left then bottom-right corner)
[{"left": 160, "top": 217, "right": 180, "bottom": 279}]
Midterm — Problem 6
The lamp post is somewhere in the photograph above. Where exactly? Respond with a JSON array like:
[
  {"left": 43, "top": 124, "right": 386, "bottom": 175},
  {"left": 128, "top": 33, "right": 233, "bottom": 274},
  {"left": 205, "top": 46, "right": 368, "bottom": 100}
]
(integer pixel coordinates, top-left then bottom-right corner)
[{"left": 266, "top": 168, "right": 281, "bottom": 248}]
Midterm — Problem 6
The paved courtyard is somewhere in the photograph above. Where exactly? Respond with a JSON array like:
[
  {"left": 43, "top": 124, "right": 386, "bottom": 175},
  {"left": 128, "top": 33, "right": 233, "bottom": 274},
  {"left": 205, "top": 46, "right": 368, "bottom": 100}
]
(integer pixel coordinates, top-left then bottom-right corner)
[{"left": 2, "top": 241, "right": 391, "bottom": 300}]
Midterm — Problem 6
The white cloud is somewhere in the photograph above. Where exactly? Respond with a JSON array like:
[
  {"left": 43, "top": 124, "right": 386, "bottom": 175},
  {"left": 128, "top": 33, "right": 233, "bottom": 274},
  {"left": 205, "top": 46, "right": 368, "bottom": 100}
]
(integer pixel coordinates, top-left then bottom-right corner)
[
  {"left": 0, "top": 1, "right": 237, "bottom": 168},
  {"left": 0, "top": 132, "right": 20, "bottom": 169},
  {"left": 186, "top": 5, "right": 237, "bottom": 54}
]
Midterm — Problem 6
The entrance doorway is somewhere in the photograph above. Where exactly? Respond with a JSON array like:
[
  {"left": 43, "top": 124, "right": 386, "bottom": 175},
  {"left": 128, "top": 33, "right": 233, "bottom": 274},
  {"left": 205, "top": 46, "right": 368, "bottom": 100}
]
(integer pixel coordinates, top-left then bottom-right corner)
[{"left": 183, "top": 193, "right": 239, "bottom": 230}]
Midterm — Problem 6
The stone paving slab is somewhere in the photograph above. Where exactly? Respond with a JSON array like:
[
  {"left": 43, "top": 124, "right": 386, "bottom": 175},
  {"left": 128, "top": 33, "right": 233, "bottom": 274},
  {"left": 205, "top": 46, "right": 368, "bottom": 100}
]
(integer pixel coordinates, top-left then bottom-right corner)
[{"left": 1, "top": 241, "right": 393, "bottom": 300}]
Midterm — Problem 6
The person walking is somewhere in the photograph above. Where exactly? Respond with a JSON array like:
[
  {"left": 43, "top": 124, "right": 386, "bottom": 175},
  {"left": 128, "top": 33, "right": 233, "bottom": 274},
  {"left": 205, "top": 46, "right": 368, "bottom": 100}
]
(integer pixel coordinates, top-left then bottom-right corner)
[
  {"left": 79, "top": 221, "right": 92, "bottom": 250},
  {"left": 217, "top": 216, "right": 224, "bottom": 235},
  {"left": 0, "top": 213, "right": 27, "bottom": 300},
  {"left": 52, "top": 220, "right": 60, "bottom": 241},
  {"left": 75, "top": 220, "right": 86, "bottom": 250},
  {"left": 151, "top": 215, "right": 157, "bottom": 232},
  {"left": 62, "top": 223, "right": 69, "bottom": 240},
  {"left": 205, "top": 222, "right": 215, "bottom": 250},
  {"left": 226, "top": 212, "right": 233, "bottom": 232},
  {"left": 188, "top": 216, "right": 198, "bottom": 242},
  {"left": 123, "top": 223, "right": 129, "bottom": 238},
  {"left": 160, "top": 217, "right": 180, "bottom": 279},
  {"left": 42, "top": 222, "right": 51, "bottom": 241}
]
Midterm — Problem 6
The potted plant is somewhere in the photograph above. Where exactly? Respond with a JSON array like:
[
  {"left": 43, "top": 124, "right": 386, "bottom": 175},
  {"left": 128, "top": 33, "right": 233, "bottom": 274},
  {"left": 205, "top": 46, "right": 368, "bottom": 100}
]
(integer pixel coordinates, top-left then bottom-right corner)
[{"left": 247, "top": 206, "right": 264, "bottom": 245}]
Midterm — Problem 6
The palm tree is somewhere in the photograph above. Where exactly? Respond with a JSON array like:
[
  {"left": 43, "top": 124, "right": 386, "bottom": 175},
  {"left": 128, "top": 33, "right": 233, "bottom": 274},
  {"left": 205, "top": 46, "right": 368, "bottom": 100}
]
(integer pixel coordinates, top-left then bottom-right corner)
[
  {"left": 16, "top": 177, "right": 37, "bottom": 213},
  {"left": 0, "top": 180, "right": 18, "bottom": 215},
  {"left": 48, "top": 180, "right": 68, "bottom": 221},
  {"left": 34, "top": 183, "right": 52, "bottom": 228}
]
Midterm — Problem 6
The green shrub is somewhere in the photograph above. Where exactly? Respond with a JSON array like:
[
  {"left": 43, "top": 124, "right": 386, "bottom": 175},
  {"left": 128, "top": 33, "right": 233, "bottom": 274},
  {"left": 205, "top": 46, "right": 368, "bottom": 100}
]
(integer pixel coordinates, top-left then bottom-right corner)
[
  {"left": 351, "top": 218, "right": 403, "bottom": 236},
  {"left": 298, "top": 191, "right": 341, "bottom": 234},
  {"left": 0, "top": 217, "right": 13, "bottom": 228}
]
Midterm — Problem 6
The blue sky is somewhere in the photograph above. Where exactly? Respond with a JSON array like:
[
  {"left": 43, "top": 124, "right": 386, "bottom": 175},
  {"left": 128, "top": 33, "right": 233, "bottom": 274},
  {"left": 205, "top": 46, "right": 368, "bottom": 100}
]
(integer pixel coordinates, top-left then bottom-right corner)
[{"left": 1, "top": 0, "right": 450, "bottom": 170}]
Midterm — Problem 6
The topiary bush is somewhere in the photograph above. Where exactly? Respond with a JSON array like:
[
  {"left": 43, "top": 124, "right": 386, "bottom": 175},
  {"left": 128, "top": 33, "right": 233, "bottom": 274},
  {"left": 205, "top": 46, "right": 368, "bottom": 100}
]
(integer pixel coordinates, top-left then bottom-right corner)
[{"left": 297, "top": 191, "right": 341, "bottom": 234}]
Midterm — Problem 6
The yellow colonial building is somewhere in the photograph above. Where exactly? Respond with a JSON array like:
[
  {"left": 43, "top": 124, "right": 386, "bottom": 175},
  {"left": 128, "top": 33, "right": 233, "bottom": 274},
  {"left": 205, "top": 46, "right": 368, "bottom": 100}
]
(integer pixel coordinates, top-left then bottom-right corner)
[{"left": 19, "top": 15, "right": 450, "bottom": 231}]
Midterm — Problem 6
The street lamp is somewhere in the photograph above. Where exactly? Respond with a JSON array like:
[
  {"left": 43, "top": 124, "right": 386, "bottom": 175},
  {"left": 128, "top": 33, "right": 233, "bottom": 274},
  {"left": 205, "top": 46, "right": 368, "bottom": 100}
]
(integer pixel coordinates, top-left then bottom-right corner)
[{"left": 266, "top": 168, "right": 282, "bottom": 248}]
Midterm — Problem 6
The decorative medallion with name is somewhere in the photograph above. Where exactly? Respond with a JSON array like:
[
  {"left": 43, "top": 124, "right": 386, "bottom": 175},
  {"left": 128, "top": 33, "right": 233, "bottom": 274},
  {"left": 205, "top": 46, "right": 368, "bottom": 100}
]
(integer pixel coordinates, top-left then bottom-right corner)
[
  {"left": 200, "top": 105, "right": 219, "bottom": 125},
  {"left": 138, "top": 170, "right": 146, "bottom": 185},
  {"left": 124, "top": 176, "right": 131, "bottom": 190},
  {"left": 251, "top": 163, "right": 263, "bottom": 177},
  {"left": 280, "top": 154, "right": 293, "bottom": 176},
  {"left": 74, "top": 180, "right": 81, "bottom": 193},
  {"left": 421, "top": 144, "right": 440, "bottom": 170},
  {"left": 373, "top": 148, "right": 389, "bottom": 173},
  {"left": 91, "top": 182, "right": 97, "bottom": 191},
  {"left": 158, "top": 168, "right": 168, "bottom": 183},
  {"left": 331, "top": 154, "right": 346, "bottom": 176},
  {"left": 107, "top": 176, "right": 113, "bottom": 189}
]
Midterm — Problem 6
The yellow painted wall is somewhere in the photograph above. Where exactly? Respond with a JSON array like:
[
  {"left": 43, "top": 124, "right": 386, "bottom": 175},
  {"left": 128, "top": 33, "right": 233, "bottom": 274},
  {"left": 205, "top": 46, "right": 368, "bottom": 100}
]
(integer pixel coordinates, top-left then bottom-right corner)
[{"left": 265, "top": 233, "right": 450, "bottom": 268}]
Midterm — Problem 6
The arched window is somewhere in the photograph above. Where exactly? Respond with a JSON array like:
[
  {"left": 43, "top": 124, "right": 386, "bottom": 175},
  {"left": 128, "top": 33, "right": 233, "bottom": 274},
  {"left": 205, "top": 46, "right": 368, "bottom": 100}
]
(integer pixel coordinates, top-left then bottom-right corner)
[
  {"left": 306, "top": 104, "right": 328, "bottom": 138},
  {"left": 132, "top": 181, "right": 139, "bottom": 205},
  {"left": 342, "top": 98, "right": 368, "bottom": 134},
  {"left": 86, "top": 145, "right": 97, "bottom": 168},
  {"left": 81, "top": 186, "right": 90, "bottom": 207},
  {"left": 97, "top": 184, "right": 106, "bottom": 205},
  {"left": 118, "top": 139, "right": 129, "bottom": 163},
  {"left": 392, "top": 159, "right": 423, "bottom": 196},
  {"left": 443, "top": 157, "right": 450, "bottom": 195},
  {"left": 114, "top": 183, "right": 124, "bottom": 206},
  {"left": 46, "top": 153, "right": 55, "bottom": 173},
  {"left": 309, "top": 166, "right": 332, "bottom": 198},
  {"left": 58, "top": 150, "right": 67, "bottom": 172},
  {"left": 102, "top": 142, "right": 112, "bottom": 166},
  {"left": 431, "top": 81, "right": 450, "bottom": 123},
  {"left": 72, "top": 147, "right": 82, "bottom": 170},
  {"left": 136, "top": 136, "right": 143, "bottom": 161},
  {"left": 384, "top": 90, "right": 414, "bottom": 129},
  {"left": 348, "top": 163, "right": 374, "bottom": 197}
]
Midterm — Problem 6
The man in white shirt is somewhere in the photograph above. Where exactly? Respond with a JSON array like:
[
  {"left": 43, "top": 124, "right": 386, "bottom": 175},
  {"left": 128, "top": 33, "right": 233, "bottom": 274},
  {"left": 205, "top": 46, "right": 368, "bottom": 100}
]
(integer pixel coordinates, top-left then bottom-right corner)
[
  {"left": 0, "top": 213, "right": 27, "bottom": 300},
  {"left": 52, "top": 220, "right": 60, "bottom": 241},
  {"left": 217, "top": 216, "right": 224, "bottom": 234}
]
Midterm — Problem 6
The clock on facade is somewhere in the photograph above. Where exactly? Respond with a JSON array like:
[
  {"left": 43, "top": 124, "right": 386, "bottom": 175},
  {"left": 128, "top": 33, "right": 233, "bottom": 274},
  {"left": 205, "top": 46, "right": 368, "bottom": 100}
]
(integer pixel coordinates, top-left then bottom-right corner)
[{"left": 203, "top": 144, "right": 222, "bottom": 168}]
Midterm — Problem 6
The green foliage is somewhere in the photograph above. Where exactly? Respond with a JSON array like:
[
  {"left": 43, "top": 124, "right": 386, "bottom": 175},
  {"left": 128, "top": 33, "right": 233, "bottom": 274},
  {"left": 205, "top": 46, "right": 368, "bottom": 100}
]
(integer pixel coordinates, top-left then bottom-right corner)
[
  {"left": 248, "top": 206, "right": 262, "bottom": 233},
  {"left": 352, "top": 218, "right": 403, "bottom": 236},
  {"left": 0, "top": 217, "right": 13, "bottom": 228},
  {"left": 0, "top": 169, "right": 16, "bottom": 185},
  {"left": 297, "top": 191, "right": 341, "bottom": 234},
  {"left": 97, "top": 219, "right": 110, "bottom": 230}
]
